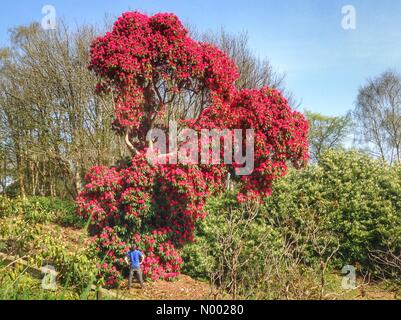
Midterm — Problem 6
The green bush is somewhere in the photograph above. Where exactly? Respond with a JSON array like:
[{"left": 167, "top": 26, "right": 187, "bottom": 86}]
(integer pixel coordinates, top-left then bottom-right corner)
[
  {"left": 263, "top": 150, "right": 401, "bottom": 269},
  {"left": 183, "top": 150, "right": 401, "bottom": 298},
  {"left": 28, "top": 196, "right": 73, "bottom": 214},
  {"left": 28, "top": 196, "right": 85, "bottom": 228},
  {"left": 0, "top": 195, "right": 84, "bottom": 228},
  {"left": 183, "top": 192, "right": 326, "bottom": 299},
  {"left": 32, "top": 234, "right": 99, "bottom": 291},
  {"left": 0, "top": 195, "right": 97, "bottom": 292},
  {"left": 182, "top": 192, "right": 284, "bottom": 295},
  {"left": 0, "top": 261, "right": 100, "bottom": 300},
  {"left": 0, "top": 195, "right": 56, "bottom": 223}
]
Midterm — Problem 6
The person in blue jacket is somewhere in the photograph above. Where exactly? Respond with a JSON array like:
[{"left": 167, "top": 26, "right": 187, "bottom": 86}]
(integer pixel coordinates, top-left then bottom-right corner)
[{"left": 126, "top": 245, "right": 145, "bottom": 289}]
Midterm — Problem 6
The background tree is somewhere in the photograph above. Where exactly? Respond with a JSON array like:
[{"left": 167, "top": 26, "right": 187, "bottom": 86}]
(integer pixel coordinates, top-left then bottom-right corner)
[
  {"left": 354, "top": 70, "right": 401, "bottom": 164},
  {"left": 0, "top": 22, "right": 126, "bottom": 198},
  {"left": 197, "top": 29, "right": 297, "bottom": 107},
  {"left": 306, "top": 110, "right": 351, "bottom": 161}
]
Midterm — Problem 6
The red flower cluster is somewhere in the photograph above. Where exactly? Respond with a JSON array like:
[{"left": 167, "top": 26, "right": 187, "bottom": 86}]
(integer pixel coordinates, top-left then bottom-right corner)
[
  {"left": 89, "top": 11, "right": 238, "bottom": 137},
  {"left": 79, "top": 11, "right": 309, "bottom": 286},
  {"left": 191, "top": 87, "right": 309, "bottom": 201},
  {"left": 78, "top": 154, "right": 215, "bottom": 285},
  {"left": 92, "top": 226, "right": 128, "bottom": 287},
  {"left": 134, "top": 231, "right": 183, "bottom": 281}
]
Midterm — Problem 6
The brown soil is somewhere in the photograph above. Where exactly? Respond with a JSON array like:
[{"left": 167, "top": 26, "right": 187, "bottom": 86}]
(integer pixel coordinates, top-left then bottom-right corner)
[
  {"left": 357, "top": 285, "right": 398, "bottom": 300},
  {"left": 116, "top": 275, "right": 212, "bottom": 300}
]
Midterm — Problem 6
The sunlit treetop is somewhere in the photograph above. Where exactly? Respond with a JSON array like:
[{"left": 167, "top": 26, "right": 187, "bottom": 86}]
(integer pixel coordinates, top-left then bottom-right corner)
[{"left": 90, "top": 11, "right": 239, "bottom": 145}]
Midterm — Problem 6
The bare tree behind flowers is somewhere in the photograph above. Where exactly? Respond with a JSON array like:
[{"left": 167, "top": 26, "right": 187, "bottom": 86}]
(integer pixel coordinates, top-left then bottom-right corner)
[
  {"left": 207, "top": 199, "right": 340, "bottom": 300},
  {"left": 354, "top": 70, "right": 401, "bottom": 164},
  {"left": 167, "top": 26, "right": 297, "bottom": 128},
  {"left": 252, "top": 210, "right": 340, "bottom": 300},
  {"left": 209, "top": 201, "right": 267, "bottom": 299},
  {"left": 369, "top": 248, "right": 401, "bottom": 286},
  {"left": 0, "top": 21, "right": 126, "bottom": 198},
  {"left": 196, "top": 29, "right": 297, "bottom": 108}
]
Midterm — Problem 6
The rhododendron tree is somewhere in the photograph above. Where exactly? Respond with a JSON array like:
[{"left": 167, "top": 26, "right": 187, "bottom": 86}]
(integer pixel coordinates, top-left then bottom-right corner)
[
  {"left": 89, "top": 11, "right": 239, "bottom": 153},
  {"left": 77, "top": 11, "right": 309, "bottom": 287},
  {"left": 191, "top": 87, "right": 309, "bottom": 201}
]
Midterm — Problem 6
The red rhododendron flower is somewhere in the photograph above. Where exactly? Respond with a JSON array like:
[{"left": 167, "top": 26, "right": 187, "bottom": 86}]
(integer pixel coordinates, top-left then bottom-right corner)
[{"left": 78, "top": 11, "right": 309, "bottom": 287}]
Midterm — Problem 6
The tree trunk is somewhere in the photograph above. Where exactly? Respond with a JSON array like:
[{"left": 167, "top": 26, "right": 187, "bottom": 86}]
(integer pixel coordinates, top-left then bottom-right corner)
[
  {"left": 74, "top": 165, "right": 82, "bottom": 196},
  {"left": 18, "top": 167, "right": 26, "bottom": 199}
]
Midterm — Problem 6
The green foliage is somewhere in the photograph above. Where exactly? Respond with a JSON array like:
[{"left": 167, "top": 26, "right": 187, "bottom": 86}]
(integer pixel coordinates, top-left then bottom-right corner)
[
  {"left": 183, "top": 192, "right": 326, "bottom": 299},
  {"left": 183, "top": 150, "right": 401, "bottom": 298},
  {"left": 0, "top": 261, "right": 102, "bottom": 300},
  {"left": 264, "top": 150, "right": 401, "bottom": 269},
  {"left": 181, "top": 240, "right": 211, "bottom": 281},
  {"left": 32, "top": 234, "right": 99, "bottom": 291},
  {"left": 182, "top": 192, "right": 282, "bottom": 284},
  {"left": 0, "top": 195, "right": 84, "bottom": 228},
  {"left": 28, "top": 196, "right": 74, "bottom": 215},
  {"left": 28, "top": 196, "right": 85, "bottom": 227},
  {"left": 0, "top": 195, "right": 99, "bottom": 294},
  {"left": 306, "top": 110, "right": 351, "bottom": 161}
]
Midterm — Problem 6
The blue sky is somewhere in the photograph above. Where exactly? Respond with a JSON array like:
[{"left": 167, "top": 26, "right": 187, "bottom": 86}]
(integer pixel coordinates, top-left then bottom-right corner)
[{"left": 1, "top": 0, "right": 401, "bottom": 116}]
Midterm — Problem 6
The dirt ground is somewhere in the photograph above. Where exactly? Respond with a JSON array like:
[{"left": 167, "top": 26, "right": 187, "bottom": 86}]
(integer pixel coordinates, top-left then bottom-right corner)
[
  {"left": 40, "top": 223, "right": 399, "bottom": 301},
  {"left": 112, "top": 275, "right": 212, "bottom": 300},
  {"left": 108, "top": 275, "right": 399, "bottom": 300}
]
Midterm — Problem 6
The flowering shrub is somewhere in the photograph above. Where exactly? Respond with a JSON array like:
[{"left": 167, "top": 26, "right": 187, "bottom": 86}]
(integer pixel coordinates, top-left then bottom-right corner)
[
  {"left": 192, "top": 87, "right": 309, "bottom": 202},
  {"left": 77, "top": 154, "right": 210, "bottom": 286},
  {"left": 78, "top": 11, "right": 309, "bottom": 286},
  {"left": 133, "top": 231, "right": 183, "bottom": 281},
  {"left": 91, "top": 226, "right": 128, "bottom": 287},
  {"left": 89, "top": 11, "right": 239, "bottom": 141}
]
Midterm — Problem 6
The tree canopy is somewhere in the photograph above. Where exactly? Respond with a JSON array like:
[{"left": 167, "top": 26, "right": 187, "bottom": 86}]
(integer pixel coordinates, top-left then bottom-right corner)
[{"left": 76, "top": 11, "right": 309, "bottom": 285}]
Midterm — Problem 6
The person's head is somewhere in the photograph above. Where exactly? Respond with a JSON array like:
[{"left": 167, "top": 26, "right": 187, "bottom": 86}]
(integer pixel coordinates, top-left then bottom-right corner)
[{"left": 131, "top": 245, "right": 139, "bottom": 251}]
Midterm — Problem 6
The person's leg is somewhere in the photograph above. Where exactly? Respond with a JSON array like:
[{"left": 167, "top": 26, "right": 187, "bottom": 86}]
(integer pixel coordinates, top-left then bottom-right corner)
[
  {"left": 135, "top": 268, "right": 144, "bottom": 289},
  {"left": 128, "top": 267, "right": 133, "bottom": 289}
]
